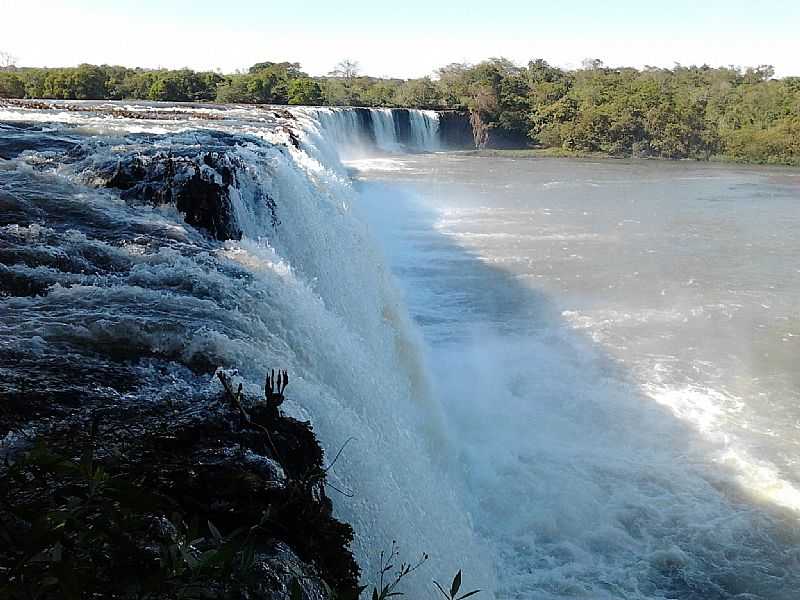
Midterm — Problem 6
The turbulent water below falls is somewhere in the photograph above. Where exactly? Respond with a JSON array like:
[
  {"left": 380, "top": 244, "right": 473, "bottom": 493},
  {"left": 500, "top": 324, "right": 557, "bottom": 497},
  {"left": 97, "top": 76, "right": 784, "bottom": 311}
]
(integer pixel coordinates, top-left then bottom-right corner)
[
  {"left": 351, "top": 154, "right": 800, "bottom": 599},
  {"left": 2, "top": 101, "right": 800, "bottom": 599}
]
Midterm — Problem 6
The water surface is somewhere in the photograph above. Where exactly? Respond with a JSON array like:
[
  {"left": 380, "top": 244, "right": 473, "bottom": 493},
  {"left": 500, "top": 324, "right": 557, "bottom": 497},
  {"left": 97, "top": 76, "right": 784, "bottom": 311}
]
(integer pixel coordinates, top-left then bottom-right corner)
[{"left": 353, "top": 154, "right": 800, "bottom": 599}]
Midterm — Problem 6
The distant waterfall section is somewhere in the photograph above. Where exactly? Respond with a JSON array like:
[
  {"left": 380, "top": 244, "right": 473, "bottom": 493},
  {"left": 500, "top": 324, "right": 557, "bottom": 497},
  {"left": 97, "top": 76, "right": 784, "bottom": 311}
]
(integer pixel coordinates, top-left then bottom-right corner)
[{"left": 293, "top": 107, "right": 444, "bottom": 153}]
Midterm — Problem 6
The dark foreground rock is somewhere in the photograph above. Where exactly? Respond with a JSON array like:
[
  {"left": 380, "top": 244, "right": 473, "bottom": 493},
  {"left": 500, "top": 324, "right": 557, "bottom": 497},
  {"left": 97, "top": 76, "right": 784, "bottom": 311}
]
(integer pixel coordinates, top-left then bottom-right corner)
[{"left": 0, "top": 371, "right": 361, "bottom": 599}]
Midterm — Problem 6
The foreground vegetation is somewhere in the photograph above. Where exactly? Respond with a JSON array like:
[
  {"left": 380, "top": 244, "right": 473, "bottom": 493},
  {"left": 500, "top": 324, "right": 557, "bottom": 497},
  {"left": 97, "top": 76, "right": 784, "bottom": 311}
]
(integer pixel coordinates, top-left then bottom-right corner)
[
  {"left": 0, "top": 366, "right": 480, "bottom": 600},
  {"left": 0, "top": 368, "right": 361, "bottom": 599},
  {"left": 1, "top": 57, "right": 798, "bottom": 164}
]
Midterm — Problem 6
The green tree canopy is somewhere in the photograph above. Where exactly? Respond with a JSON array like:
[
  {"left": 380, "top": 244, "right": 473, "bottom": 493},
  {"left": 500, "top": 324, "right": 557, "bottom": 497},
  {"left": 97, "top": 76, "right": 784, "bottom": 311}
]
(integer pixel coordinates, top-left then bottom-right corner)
[
  {"left": 2, "top": 58, "right": 798, "bottom": 165},
  {"left": 288, "top": 78, "right": 323, "bottom": 105}
]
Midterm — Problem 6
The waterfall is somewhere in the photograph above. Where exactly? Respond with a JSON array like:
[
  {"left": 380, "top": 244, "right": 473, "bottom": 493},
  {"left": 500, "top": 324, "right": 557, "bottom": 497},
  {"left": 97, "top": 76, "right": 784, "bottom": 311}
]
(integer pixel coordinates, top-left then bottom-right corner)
[
  {"left": 0, "top": 102, "right": 490, "bottom": 598},
  {"left": 293, "top": 106, "right": 440, "bottom": 154},
  {"left": 370, "top": 108, "right": 402, "bottom": 151},
  {"left": 408, "top": 109, "right": 441, "bottom": 151},
  {"left": 5, "top": 100, "right": 800, "bottom": 600}
]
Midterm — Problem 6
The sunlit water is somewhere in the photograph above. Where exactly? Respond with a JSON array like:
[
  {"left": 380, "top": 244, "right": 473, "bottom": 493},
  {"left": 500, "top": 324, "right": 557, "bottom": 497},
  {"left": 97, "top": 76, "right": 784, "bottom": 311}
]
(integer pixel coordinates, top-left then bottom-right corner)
[{"left": 351, "top": 154, "right": 800, "bottom": 599}]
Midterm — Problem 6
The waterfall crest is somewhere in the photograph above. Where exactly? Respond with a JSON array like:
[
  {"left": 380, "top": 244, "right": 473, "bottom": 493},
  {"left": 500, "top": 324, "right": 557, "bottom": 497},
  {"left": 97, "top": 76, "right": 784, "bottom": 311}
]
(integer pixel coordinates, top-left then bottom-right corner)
[{"left": 293, "top": 106, "right": 441, "bottom": 154}]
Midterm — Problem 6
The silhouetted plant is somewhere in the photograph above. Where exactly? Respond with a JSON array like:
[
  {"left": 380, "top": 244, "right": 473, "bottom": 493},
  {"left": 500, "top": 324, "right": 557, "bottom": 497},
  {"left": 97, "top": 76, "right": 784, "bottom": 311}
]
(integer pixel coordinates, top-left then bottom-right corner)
[
  {"left": 354, "top": 543, "right": 480, "bottom": 600},
  {"left": 434, "top": 570, "right": 481, "bottom": 600},
  {"left": 367, "top": 541, "right": 428, "bottom": 600},
  {"left": 265, "top": 368, "right": 289, "bottom": 410}
]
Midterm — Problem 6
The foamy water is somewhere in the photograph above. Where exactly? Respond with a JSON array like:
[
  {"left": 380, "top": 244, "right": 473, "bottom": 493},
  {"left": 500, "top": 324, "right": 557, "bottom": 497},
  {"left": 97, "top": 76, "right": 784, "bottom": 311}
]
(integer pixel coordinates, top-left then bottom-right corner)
[{"left": 353, "top": 155, "right": 800, "bottom": 598}]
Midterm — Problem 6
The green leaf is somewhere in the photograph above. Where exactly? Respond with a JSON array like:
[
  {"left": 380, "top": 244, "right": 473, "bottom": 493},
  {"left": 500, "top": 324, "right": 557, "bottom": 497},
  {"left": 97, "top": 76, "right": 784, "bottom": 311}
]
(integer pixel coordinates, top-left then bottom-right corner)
[
  {"left": 456, "top": 591, "right": 481, "bottom": 600},
  {"left": 372, "top": 587, "right": 380, "bottom": 600},
  {"left": 451, "top": 571, "right": 462, "bottom": 598},
  {"left": 178, "top": 544, "right": 199, "bottom": 569},
  {"left": 207, "top": 520, "right": 223, "bottom": 542}
]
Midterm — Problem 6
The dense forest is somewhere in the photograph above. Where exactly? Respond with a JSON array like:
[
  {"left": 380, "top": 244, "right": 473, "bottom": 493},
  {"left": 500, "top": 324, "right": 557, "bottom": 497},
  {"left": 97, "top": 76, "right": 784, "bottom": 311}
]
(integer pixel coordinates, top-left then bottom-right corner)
[{"left": 1, "top": 58, "right": 798, "bottom": 165}]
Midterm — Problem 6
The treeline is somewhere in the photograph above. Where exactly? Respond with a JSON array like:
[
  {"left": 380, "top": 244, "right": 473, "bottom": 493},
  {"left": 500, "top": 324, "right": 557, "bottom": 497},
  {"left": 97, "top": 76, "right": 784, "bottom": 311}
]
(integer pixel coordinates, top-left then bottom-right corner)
[
  {"left": 1, "top": 58, "right": 798, "bottom": 165},
  {"left": 0, "top": 63, "right": 310, "bottom": 104},
  {"left": 438, "top": 59, "right": 800, "bottom": 165},
  {"left": 0, "top": 60, "right": 429, "bottom": 107}
]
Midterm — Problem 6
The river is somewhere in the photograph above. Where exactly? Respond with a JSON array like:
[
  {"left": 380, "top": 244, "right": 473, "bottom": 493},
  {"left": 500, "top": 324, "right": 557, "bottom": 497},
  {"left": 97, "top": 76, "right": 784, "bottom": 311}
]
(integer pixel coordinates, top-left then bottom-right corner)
[{"left": 352, "top": 153, "right": 800, "bottom": 599}]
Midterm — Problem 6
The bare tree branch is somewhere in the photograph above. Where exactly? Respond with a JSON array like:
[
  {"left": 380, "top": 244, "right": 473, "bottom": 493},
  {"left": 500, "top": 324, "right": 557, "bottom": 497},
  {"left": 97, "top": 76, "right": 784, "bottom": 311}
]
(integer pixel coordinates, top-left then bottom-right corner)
[{"left": 0, "top": 51, "right": 18, "bottom": 68}]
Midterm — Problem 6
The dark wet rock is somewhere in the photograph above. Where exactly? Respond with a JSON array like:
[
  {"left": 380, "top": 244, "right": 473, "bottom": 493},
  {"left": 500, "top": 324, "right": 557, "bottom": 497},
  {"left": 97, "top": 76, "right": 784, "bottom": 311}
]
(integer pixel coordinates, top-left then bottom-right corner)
[
  {"left": 469, "top": 110, "right": 529, "bottom": 149},
  {"left": 99, "top": 150, "right": 245, "bottom": 241},
  {"left": 252, "top": 541, "right": 332, "bottom": 600},
  {"left": 272, "top": 108, "right": 295, "bottom": 120},
  {"left": 282, "top": 126, "right": 302, "bottom": 149},
  {"left": 392, "top": 109, "right": 412, "bottom": 146},
  {"left": 436, "top": 111, "right": 474, "bottom": 149},
  {"left": 0, "top": 370, "right": 361, "bottom": 599},
  {"left": 79, "top": 139, "right": 281, "bottom": 239}
]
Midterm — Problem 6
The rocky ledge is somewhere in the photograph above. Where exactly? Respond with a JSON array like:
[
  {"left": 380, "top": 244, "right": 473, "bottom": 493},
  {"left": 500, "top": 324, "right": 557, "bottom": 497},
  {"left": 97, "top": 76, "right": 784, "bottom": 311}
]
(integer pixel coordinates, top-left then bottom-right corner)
[
  {"left": 0, "top": 368, "right": 361, "bottom": 599},
  {"left": 436, "top": 111, "right": 475, "bottom": 149}
]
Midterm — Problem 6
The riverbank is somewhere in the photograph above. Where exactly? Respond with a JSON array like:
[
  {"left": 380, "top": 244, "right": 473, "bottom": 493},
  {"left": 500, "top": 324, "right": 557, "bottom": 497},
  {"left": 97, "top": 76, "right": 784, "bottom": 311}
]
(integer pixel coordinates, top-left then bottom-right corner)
[{"left": 464, "top": 146, "right": 800, "bottom": 167}]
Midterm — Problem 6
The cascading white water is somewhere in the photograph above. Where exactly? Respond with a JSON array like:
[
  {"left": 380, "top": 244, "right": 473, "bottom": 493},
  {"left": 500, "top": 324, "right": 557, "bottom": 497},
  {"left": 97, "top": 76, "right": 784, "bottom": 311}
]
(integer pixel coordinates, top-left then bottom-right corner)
[
  {"left": 293, "top": 107, "right": 367, "bottom": 151},
  {"left": 408, "top": 109, "right": 441, "bottom": 152},
  {"left": 0, "top": 102, "right": 490, "bottom": 598},
  {"left": 370, "top": 108, "right": 402, "bottom": 151},
  {"left": 224, "top": 130, "right": 492, "bottom": 593},
  {"left": 293, "top": 106, "right": 440, "bottom": 155}
]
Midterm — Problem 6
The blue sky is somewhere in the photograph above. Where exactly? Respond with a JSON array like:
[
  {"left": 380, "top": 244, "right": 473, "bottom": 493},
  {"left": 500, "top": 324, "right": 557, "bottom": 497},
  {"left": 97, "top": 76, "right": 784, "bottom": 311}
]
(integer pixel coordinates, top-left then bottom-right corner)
[{"left": 3, "top": 0, "right": 799, "bottom": 76}]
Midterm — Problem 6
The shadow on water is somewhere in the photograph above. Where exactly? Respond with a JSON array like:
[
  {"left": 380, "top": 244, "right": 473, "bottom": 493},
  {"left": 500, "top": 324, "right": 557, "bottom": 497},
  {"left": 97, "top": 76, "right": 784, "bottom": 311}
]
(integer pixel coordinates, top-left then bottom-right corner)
[{"left": 352, "top": 172, "right": 800, "bottom": 600}]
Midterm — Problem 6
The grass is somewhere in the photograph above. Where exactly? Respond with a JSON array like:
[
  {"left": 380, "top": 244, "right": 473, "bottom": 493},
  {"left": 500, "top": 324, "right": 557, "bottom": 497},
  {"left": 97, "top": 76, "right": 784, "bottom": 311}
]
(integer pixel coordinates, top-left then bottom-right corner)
[
  {"left": 462, "top": 146, "right": 800, "bottom": 167},
  {"left": 464, "top": 147, "right": 603, "bottom": 159}
]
